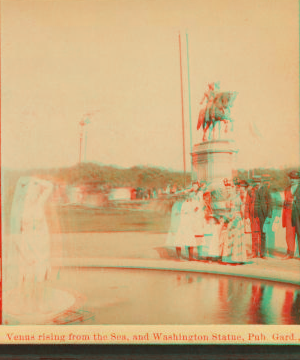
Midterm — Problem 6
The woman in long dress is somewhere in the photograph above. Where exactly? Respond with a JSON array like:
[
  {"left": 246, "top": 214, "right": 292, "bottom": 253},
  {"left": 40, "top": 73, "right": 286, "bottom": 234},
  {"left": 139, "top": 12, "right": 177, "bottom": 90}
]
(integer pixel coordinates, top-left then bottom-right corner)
[
  {"left": 166, "top": 196, "right": 184, "bottom": 256},
  {"left": 174, "top": 186, "right": 205, "bottom": 261},
  {"left": 201, "top": 190, "right": 222, "bottom": 259},
  {"left": 221, "top": 183, "right": 247, "bottom": 263},
  {"left": 193, "top": 189, "right": 205, "bottom": 247},
  {"left": 238, "top": 180, "right": 253, "bottom": 258}
]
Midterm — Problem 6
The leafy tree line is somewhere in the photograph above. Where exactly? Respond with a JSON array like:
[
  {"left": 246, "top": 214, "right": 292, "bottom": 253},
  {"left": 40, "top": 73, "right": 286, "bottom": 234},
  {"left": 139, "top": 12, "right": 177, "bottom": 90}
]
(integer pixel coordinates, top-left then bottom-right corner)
[
  {"left": 2, "top": 163, "right": 299, "bottom": 197},
  {"left": 2, "top": 163, "right": 191, "bottom": 203},
  {"left": 42, "top": 163, "right": 192, "bottom": 189}
]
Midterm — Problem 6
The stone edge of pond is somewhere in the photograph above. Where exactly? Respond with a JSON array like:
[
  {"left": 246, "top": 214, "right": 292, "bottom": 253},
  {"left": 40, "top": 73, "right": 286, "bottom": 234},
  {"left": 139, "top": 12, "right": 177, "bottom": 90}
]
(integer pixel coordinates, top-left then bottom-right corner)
[{"left": 53, "top": 257, "right": 300, "bottom": 287}]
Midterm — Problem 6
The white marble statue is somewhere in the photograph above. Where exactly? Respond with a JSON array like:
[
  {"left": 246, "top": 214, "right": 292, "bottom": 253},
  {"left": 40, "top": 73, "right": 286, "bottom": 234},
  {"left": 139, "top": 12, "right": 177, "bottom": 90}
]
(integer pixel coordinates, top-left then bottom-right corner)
[{"left": 5, "top": 176, "right": 54, "bottom": 313}]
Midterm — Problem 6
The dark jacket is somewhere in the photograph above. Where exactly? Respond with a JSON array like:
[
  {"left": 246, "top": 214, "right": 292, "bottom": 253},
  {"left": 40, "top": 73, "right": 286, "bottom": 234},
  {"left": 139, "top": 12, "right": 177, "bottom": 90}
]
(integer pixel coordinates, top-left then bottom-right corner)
[
  {"left": 253, "top": 185, "right": 272, "bottom": 221},
  {"left": 292, "top": 185, "right": 300, "bottom": 233}
]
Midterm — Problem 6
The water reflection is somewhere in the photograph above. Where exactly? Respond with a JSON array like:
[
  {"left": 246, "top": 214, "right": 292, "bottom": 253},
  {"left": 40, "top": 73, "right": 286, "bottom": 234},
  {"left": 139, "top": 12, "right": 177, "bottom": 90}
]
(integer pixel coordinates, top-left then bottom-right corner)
[
  {"left": 247, "top": 284, "right": 266, "bottom": 324},
  {"left": 282, "top": 290, "right": 300, "bottom": 325},
  {"left": 292, "top": 292, "right": 300, "bottom": 323},
  {"left": 58, "top": 268, "right": 300, "bottom": 325}
]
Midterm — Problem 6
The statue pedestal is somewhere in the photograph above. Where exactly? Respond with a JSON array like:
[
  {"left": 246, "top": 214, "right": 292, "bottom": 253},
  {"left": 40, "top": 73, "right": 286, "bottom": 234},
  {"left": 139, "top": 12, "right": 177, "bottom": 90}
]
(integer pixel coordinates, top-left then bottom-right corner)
[
  {"left": 3, "top": 287, "right": 78, "bottom": 325},
  {"left": 192, "top": 140, "right": 238, "bottom": 183}
]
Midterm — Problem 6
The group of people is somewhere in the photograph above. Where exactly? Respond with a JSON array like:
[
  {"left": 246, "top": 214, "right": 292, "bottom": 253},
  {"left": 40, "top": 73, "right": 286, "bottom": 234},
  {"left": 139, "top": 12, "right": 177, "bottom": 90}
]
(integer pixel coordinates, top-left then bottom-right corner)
[
  {"left": 133, "top": 185, "right": 181, "bottom": 200},
  {"left": 133, "top": 187, "right": 158, "bottom": 200},
  {"left": 166, "top": 170, "right": 300, "bottom": 263},
  {"left": 282, "top": 170, "right": 300, "bottom": 259}
]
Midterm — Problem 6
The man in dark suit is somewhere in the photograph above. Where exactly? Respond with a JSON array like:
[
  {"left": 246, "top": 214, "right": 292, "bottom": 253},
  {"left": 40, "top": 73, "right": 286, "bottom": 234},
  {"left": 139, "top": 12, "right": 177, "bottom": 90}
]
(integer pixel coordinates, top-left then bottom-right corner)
[
  {"left": 245, "top": 178, "right": 259, "bottom": 257},
  {"left": 290, "top": 171, "right": 300, "bottom": 258},
  {"left": 282, "top": 171, "right": 300, "bottom": 258},
  {"left": 292, "top": 183, "right": 300, "bottom": 255},
  {"left": 252, "top": 175, "right": 273, "bottom": 258}
]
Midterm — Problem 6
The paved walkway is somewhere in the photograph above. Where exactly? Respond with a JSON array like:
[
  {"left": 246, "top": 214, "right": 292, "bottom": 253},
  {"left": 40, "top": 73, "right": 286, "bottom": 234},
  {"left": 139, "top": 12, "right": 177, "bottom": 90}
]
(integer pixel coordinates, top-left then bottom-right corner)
[{"left": 48, "top": 231, "right": 300, "bottom": 286}]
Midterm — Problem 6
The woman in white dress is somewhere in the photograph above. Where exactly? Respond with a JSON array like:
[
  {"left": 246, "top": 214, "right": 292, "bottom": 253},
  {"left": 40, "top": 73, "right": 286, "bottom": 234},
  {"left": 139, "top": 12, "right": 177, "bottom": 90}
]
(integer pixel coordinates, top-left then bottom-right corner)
[
  {"left": 166, "top": 196, "right": 184, "bottom": 257},
  {"left": 174, "top": 184, "right": 205, "bottom": 261},
  {"left": 201, "top": 190, "right": 222, "bottom": 259}
]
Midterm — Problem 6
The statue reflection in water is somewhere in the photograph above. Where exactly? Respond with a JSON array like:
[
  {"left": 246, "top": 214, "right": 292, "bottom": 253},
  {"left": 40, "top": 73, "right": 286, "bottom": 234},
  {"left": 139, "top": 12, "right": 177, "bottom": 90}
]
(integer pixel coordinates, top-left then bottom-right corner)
[{"left": 5, "top": 176, "right": 54, "bottom": 314}]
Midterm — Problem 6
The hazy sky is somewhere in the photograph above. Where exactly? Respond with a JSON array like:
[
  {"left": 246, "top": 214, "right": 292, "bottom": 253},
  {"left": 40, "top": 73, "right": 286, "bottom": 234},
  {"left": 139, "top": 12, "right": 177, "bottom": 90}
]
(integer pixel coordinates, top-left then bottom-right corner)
[{"left": 1, "top": 0, "right": 299, "bottom": 171}]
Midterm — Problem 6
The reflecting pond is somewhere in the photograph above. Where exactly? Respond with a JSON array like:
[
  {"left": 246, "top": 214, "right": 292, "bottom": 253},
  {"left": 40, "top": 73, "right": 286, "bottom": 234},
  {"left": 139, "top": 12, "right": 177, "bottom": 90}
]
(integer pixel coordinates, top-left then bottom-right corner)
[{"left": 55, "top": 267, "right": 300, "bottom": 325}]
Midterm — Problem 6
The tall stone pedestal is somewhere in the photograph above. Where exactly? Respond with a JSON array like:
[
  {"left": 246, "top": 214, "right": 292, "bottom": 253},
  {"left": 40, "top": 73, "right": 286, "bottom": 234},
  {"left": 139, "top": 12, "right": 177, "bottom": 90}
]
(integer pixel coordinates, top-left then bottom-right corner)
[{"left": 192, "top": 140, "right": 238, "bottom": 184}]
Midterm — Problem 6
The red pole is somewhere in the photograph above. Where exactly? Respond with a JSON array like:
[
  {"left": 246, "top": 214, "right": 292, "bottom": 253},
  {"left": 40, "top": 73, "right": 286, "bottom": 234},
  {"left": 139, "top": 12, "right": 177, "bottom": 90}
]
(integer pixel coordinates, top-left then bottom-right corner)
[{"left": 179, "top": 33, "right": 186, "bottom": 188}]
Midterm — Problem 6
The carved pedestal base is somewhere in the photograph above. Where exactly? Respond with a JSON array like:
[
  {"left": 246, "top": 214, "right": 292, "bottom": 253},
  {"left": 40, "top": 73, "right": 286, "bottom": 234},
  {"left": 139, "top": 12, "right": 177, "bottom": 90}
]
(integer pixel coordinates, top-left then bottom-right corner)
[{"left": 192, "top": 140, "right": 238, "bottom": 184}]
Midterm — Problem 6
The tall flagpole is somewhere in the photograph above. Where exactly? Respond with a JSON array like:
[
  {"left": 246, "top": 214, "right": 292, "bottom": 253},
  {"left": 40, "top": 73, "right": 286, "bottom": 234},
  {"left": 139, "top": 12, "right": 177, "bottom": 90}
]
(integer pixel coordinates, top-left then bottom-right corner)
[
  {"left": 179, "top": 32, "right": 186, "bottom": 188},
  {"left": 79, "top": 117, "right": 90, "bottom": 163},
  {"left": 84, "top": 118, "right": 89, "bottom": 162},
  {"left": 79, "top": 122, "right": 84, "bottom": 163},
  {"left": 186, "top": 32, "right": 193, "bottom": 179}
]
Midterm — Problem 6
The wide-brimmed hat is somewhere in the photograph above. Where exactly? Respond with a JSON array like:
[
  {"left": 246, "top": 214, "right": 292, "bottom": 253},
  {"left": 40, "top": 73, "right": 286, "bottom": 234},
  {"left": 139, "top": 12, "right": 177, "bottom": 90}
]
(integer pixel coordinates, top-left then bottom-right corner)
[
  {"left": 252, "top": 175, "right": 261, "bottom": 183},
  {"left": 239, "top": 180, "right": 249, "bottom": 187},
  {"left": 233, "top": 177, "right": 240, "bottom": 185},
  {"left": 288, "top": 170, "right": 300, "bottom": 179},
  {"left": 222, "top": 178, "right": 234, "bottom": 187}
]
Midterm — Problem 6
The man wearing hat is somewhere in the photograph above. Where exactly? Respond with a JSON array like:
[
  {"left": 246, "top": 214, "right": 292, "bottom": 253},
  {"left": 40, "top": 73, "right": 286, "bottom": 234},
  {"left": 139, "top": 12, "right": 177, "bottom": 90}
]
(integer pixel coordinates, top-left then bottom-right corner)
[
  {"left": 245, "top": 175, "right": 273, "bottom": 258},
  {"left": 282, "top": 170, "right": 300, "bottom": 259},
  {"left": 245, "top": 177, "right": 259, "bottom": 257}
]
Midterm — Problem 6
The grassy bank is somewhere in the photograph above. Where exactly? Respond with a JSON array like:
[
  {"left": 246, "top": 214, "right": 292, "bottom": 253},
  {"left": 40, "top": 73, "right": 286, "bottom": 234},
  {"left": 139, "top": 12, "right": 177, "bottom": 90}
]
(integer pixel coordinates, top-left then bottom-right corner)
[{"left": 48, "top": 204, "right": 171, "bottom": 234}]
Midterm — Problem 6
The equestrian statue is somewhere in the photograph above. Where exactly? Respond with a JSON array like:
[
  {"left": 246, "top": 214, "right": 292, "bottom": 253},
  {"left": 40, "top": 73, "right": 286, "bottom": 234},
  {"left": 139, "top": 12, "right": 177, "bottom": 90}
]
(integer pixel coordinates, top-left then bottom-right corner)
[{"left": 197, "top": 82, "right": 238, "bottom": 142}]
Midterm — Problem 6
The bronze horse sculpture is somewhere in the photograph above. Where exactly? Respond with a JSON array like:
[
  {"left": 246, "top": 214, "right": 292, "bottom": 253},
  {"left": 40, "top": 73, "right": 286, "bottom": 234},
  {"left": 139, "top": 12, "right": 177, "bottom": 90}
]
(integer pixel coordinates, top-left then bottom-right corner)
[{"left": 197, "top": 83, "right": 237, "bottom": 141}]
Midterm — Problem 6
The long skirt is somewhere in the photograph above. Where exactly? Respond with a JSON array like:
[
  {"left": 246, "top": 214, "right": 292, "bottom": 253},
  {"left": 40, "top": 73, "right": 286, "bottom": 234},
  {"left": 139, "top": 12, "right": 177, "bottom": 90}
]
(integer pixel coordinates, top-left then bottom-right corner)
[
  {"left": 198, "top": 218, "right": 221, "bottom": 257},
  {"left": 221, "top": 216, "right": 247, "bottom": 262},
  {"left": 166, "top": 202, "right": 183, "bottom": 247},
  {"left": 244, "top": 218, "right": 253, "bottom": 256},
  {"left": 173, "top": 214, "right": 204, "bottom": 247}
]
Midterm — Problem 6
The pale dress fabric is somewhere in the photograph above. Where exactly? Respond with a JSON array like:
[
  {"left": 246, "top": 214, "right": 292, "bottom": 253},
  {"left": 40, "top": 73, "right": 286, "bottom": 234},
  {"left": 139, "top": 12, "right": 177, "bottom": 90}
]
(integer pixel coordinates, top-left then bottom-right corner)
[
  {"left": 173, "top": 194, "right": 205, "bottom": 247},
  {"left": 166, "top": 200, "right": 183, "bottom": 246},
  {"left": 201, "top": 217, "right": 222, "bottom": 257},
  {"left": 193, "top": 192, "right": 205, "bottom": 241},
  {"left": 221, "top": 194, "right": 247, "bottom": 262}
]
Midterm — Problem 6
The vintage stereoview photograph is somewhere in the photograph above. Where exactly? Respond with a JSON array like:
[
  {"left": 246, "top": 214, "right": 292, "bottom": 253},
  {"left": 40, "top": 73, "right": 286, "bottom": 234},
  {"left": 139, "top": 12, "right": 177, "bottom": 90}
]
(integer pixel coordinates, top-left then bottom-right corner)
[{"left": 1, "top": 0, "right": 299, "bottom": 332}]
